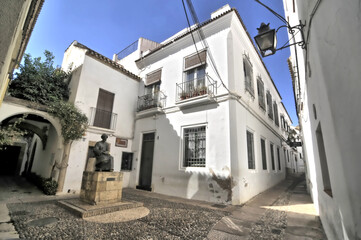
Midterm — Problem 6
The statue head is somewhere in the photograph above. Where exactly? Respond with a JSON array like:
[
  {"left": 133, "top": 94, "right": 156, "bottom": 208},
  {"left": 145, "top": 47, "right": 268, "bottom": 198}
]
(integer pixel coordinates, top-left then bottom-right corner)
[{"left": 101, "top": 134, "right": 108, "bottom": 141}]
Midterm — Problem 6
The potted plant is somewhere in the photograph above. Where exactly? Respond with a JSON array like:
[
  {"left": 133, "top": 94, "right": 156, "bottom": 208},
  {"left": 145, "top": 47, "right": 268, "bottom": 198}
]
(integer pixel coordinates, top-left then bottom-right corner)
[{"left": 180, "top": 91, "right": 187, "bottom": 100}]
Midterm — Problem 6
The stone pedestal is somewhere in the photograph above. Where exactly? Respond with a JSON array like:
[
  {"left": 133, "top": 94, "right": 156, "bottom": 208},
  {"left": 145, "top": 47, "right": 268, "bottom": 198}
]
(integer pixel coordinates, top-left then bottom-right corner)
[
  {"left": 59, "top": 171, "right": 143, "bottom": 218},
  {"left": 80, "top": 171, "right": 123, "bottom": 205}
]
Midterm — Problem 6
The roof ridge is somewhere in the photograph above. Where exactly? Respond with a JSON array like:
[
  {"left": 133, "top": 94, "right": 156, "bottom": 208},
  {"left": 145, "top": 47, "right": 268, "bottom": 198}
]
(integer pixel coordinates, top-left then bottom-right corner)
[{"left": 71, "top": 41, "right": 141, "bottom": 81}]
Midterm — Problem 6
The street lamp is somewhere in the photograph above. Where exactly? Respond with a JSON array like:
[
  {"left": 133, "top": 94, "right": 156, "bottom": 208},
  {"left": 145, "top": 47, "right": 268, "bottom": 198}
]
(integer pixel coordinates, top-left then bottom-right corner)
[
  {"left": 254, "top": 23, "right": 277, "bottom": 57},
  {"left": 253, "top": 0, "right": 306, "bottom": 57}
]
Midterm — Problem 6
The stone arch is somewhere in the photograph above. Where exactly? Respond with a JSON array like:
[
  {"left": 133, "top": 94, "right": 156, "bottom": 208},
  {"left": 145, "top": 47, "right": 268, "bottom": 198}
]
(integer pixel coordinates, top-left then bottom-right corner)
[{"left": 0, "top": 100, "right": 65, "bottom": 178}]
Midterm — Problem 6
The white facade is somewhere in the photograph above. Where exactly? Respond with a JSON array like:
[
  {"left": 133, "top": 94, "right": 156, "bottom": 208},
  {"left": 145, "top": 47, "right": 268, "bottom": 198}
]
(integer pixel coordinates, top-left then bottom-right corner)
[
  {"left": 111, "top": 5, "right": 295, "bottom": 205},
  {"left": 284, "top": 0, "right": 361, "bottom": 239},
  {"left": 54, "top": 5, "right": 297, "bottom": 205},
  {"left": 60, "top": 41, "right": 140, "bottom": 193}
]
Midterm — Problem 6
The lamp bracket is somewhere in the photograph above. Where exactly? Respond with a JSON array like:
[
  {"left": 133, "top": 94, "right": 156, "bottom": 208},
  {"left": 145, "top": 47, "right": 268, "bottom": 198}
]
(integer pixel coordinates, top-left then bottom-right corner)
[{"left": 276, "top": 21, "right": 307, "bottom": 50}]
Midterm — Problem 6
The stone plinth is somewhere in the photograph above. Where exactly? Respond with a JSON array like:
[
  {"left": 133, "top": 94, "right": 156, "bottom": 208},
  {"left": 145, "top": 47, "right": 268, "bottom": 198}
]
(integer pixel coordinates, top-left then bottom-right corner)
[
  {"left": 58, "top": 199, "right": 143, "bottom": 218},
  {"left": 80, "top": 171, "right": 123, "bottom": 205}
]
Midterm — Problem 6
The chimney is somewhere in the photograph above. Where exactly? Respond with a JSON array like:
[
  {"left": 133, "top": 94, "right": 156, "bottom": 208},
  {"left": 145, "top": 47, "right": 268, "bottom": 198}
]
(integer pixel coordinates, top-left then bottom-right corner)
[{"left": 211, "top": 4, "right": 231, "bottom": 19}]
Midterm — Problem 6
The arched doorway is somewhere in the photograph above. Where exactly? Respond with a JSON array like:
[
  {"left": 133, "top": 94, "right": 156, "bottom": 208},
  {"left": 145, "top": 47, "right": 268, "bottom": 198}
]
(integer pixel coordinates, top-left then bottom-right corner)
[{"left": 0, "top": 112, "right": 63, "bottom": 179}]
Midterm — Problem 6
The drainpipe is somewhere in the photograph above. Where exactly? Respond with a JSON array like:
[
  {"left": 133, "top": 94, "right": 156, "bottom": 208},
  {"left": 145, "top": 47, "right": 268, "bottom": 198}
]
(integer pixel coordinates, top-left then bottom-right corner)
[{"left": 57, "top": 141, "right": 72, "bottom": 193}]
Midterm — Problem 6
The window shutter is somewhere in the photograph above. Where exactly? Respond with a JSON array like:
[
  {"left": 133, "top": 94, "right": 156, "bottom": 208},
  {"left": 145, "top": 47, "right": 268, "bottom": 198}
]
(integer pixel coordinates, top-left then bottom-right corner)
[
  {"left": 145, "top": 69, "right": 162, "bottom": 86},
  {"left": 94, "top": 89, "right": 114, "bottom": 129},
  {"left": 184, "top": 50, "right": 207, "bottom": 70}
]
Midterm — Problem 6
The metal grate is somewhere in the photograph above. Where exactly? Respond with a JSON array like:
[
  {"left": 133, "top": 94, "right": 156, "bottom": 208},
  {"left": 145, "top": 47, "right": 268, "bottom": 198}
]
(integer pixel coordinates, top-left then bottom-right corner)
[{"left": 184, "top": 126, "right": 206, "bottom": 167}]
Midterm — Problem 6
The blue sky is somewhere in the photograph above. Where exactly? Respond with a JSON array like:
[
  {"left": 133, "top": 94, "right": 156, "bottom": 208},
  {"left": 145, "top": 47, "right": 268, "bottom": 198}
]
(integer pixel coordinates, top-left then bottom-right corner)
[{"left": 25, "top": 0, "right": 297, "bottom": 124}]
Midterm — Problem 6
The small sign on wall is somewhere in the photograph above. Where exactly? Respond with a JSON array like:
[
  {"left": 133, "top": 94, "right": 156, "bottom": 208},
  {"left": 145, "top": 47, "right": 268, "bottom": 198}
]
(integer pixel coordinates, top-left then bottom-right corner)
[{"left": 115, "top": 138, "right": 128, "bottom": 148}]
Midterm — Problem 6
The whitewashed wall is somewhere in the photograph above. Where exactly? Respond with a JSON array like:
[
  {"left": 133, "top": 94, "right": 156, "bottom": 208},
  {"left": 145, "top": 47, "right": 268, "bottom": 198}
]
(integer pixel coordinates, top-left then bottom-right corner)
[
  {"left": 120, "top": 8, "right": 291, "bottom": 204},
  {"left": 284, "top": 0, "right": 361, "bottom": 239},
  {"left": 61, "top": 46, "right": 139, "bottom": 193}
]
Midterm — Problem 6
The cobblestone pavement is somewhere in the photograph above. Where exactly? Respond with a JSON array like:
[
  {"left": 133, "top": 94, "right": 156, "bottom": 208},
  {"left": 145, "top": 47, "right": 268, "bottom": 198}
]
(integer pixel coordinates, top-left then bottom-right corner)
[
  {"left": 1, "top": 176, "right": 327, "bottom": 240},
  {"left": 6, "top": 190, "right": 229, "bottom": 240}
]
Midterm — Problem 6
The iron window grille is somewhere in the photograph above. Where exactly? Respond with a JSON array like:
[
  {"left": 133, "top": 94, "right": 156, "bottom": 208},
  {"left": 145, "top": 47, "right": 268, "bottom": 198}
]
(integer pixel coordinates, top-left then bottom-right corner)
[
  {"left": 183, "top": 126, "right": 206, "bottom": 167},
  {"left": 247, "top": 130, "right": 255, "bottom": 169}
]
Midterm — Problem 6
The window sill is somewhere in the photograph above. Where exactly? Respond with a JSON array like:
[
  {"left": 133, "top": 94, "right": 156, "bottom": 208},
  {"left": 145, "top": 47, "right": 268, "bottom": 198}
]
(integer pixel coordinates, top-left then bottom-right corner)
[{"left": 87, "top": 125, "right": 115, "bottom": 134}]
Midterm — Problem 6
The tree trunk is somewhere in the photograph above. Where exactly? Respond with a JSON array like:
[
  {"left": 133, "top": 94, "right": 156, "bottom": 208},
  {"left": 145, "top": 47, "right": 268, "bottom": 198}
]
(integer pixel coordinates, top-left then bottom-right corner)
[{"left": 57, "top": 141, "right": 72, "bottom": 193}]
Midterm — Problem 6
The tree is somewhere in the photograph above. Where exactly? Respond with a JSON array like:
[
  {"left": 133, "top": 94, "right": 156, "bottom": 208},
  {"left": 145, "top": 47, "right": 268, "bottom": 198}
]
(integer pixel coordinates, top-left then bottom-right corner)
[
  {"left": 7, "top": 51, "right": 87, "bottom": 144},
  {"left": 9, "top": 50, "right": 70, "bottom": 105}
]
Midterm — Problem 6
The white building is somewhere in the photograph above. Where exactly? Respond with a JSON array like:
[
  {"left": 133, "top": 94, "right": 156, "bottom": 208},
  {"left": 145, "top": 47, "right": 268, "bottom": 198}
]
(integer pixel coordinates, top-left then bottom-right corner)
[
  {"left": 283, "top": 0, "right": 361, "bottom": 239},
  {"left": 104, "top": 5, "right": 294, "bottom": 205},
  {"left": 1, "top": 5, "right": 297, "bottom": 206},
  {"left": 59, "top": 41, "right": 141, "bottom": 193}
]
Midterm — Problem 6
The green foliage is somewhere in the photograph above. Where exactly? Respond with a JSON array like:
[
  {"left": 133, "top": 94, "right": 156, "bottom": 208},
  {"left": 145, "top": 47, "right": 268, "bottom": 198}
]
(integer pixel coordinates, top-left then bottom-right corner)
[
  {"left": 9, "top": 51, "right": 70, "bottom": 104},
  {"left": 48, "top": 101, "right": 88, "bottom": 144},
  {"left": 7, "top": 51, "right": 88, "bottom": 143},
  {"left": 25, "top": 172, "right": 58, "bottom": 195},
  {"left": 0, "top": 115, "right": 27, "bottom": 146}
]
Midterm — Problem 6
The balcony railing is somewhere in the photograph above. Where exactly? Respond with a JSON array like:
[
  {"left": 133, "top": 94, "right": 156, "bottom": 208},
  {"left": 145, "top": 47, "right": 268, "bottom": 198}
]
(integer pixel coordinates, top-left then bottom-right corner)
[
  {"left": 115, "top": 40, "right": 139, "bottom": 61},
  {"left": 176, "top": 77, "right": 217, "bottom": 102},
  {"left": 89, "top": 107, "right": 117, "bottom": 130},
  {"left": 137, "top": 91, "right": 166, "bottom": 112}
]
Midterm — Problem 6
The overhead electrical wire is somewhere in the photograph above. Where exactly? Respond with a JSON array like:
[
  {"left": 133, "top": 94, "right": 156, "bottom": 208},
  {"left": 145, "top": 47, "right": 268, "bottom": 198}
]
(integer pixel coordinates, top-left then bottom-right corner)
[{"left": 181, "top": 0, "right": 241, "bottom": 100}]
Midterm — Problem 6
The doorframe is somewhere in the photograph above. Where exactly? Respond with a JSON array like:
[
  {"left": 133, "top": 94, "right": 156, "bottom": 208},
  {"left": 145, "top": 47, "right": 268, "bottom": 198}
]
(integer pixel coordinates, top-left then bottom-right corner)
[{"left": 136, "top": 130, "right": 156, "bottom": 191}]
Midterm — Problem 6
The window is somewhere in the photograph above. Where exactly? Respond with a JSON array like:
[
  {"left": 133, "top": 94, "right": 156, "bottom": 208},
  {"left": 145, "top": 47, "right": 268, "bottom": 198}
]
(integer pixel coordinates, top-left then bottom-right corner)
[
  {"left": 183, "top": 51, "right": 207, "bottom": 98},
  {"left": 185, "top": 65, "right": 206, "bottom": 87},
  {"left": 93, "top": 89, "right": 115, "bottom": 129},
  {"left": 266, "top": 91, "right": 273, "bottom": 119},
  {"left": 287, "top": 149, "right": 290, "bottom": 162},
  {"left": 145, "top": 82, "right": 160, "bottom": 95},
  {"left": 281, "top": 115, "right": 285, "bottom": 129},
  {"left": 277, "top": 147, "right": 281, "bottom": 171},
  {"left": 183, "top": 126, "right": 206, "bottom": 167},
  {"left": 257, "top": 77, "right": 266, "bottom": 110},
  {"left": 121, "top": 152, "right": 133, "bottom": 171},
  {"left": 247, "top": 130, "right": 255, "bottom": 169},
  {"left": 316, "top": 123, "right": 333, "bottom": 197},
  {"left": 243, "top": 56, "right": 254, "bottom": 96},
  {"left": 261, "top": 138, "right": 267, "bottom": 170},
  {"left": 273, "top": 102, "right": 279, "bottom": 126},
  {"left": 270, "top": 143, "right": 275, "bottom": 170}
]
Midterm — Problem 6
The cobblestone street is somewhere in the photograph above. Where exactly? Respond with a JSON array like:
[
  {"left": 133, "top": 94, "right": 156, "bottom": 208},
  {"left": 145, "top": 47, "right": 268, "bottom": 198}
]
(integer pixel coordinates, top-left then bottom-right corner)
[{"left": 0, "top": 176, "right": 326, "bottom": 239}]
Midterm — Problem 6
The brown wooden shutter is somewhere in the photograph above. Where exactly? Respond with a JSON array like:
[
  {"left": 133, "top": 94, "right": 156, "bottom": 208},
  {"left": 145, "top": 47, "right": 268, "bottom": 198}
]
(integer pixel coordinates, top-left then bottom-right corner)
[
  {"left": 94, "top": 89, "right": 114, "bottom": 129},
  {"left": 145, "top": 69, "right": 162, "bottom": 86},
  {"left": 184, "top": 50, "right": 207, "bottom": 70}
]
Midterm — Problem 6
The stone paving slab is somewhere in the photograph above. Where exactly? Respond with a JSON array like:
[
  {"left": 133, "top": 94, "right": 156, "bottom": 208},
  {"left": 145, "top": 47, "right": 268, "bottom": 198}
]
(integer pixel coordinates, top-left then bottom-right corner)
[{"left": 212, "top": 216, "right": 253, "bottom": 236}]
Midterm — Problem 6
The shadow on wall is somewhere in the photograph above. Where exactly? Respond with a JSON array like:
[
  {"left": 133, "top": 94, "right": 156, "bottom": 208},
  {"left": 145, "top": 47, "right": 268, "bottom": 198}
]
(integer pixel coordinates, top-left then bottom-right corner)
[{"left": 145, "top": 114, "right": 233, "bottom": 204}]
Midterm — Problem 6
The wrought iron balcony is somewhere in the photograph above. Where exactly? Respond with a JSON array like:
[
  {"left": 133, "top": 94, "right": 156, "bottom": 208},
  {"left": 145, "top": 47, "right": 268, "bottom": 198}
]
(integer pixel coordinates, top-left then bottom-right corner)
[
  {"left": 176, "top": 76, "right": 217, "bottom": 102},
  {"left": 137, "top": 91, "right": 166, "bottom": 112},
  {"left": 89, "top": 107, "right": 117, "bottom": 130}
]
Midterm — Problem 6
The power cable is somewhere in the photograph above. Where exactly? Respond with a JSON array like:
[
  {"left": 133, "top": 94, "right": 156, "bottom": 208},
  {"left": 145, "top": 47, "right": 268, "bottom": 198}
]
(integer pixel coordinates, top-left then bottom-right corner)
[{"left": 182, "top": 0, "right": 241, "bottom": 99}]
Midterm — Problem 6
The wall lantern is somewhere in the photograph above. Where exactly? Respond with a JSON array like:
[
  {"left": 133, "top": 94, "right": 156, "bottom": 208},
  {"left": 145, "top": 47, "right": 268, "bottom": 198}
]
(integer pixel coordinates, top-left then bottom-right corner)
[
  {"left": 254, "top": 23, "right": 277, "bottom": 57},
  {"left": 253, "top": 0, "right": 306, "bottom": 57}
]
